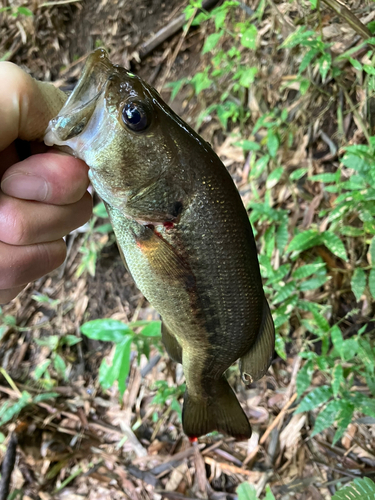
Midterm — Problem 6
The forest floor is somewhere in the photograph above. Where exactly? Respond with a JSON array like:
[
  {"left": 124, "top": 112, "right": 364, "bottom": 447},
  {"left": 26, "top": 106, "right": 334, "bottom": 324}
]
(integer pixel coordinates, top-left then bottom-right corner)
[{"left": 0, "top": 0, "right": 375, "bottom": 499}]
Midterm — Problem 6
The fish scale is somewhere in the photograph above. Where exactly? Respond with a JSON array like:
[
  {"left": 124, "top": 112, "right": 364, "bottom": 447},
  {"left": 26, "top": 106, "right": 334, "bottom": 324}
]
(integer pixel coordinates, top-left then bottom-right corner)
[{"left": 44, "top": 48, "right": 275, "bottom": 440}]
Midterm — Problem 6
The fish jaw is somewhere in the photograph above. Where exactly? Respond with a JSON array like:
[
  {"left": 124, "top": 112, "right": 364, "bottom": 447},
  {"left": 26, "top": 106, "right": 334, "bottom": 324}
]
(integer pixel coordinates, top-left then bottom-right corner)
[
  {"left": 45, "top": 87, "right": 127, "bottom": 208},
  {"left": 44, "top": 48, "right": 114, "bottom": 150},
  {"left": 44, "top": 51, "right": 135, "bottom": 208}
]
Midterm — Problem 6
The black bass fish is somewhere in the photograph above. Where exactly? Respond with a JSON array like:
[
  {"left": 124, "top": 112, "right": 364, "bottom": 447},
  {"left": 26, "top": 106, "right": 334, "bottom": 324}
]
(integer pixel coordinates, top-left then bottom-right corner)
[{"left": 44, "top": 49, "right": 275, "bottom": 440}]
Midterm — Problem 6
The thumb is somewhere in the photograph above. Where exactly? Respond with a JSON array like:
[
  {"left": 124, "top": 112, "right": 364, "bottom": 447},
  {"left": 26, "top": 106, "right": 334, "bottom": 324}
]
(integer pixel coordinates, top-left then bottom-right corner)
[{"left": 0, "top": 62, "right": 67, "bottom": 151}]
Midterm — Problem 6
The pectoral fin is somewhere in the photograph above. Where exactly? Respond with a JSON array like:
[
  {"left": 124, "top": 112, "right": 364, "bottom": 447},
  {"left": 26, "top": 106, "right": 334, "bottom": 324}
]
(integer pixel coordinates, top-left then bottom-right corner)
[
  {"left": 135, "top": 226, "right": 195, "bottom": 288},
  {"left": 239, "top": 298, "right": 275, "bottom": 384},
  {"left": 117, "top": 245, "right": 130, "bottom": 273},
  {"left": 162, "top": 322, "right": 182, "bottom": 363}
]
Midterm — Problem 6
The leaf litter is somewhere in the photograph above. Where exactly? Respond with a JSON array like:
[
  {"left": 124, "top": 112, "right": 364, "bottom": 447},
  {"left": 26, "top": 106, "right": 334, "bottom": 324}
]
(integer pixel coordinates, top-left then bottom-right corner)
[{"left": 1, "top": 0, "right": 375, "bottom": 499}]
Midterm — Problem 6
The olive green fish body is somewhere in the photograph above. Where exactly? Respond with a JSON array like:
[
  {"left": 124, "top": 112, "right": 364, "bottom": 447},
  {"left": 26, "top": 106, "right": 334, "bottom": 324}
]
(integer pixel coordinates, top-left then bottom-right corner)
[{"left": 45, "top": 49, "right": 275, "bottom": 440}]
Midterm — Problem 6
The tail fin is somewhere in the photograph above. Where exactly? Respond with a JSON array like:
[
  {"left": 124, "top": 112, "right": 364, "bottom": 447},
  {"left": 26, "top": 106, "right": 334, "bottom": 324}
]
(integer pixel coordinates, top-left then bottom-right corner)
[{"left": 182, "top": 377, "right": 251, "bottom": 440}]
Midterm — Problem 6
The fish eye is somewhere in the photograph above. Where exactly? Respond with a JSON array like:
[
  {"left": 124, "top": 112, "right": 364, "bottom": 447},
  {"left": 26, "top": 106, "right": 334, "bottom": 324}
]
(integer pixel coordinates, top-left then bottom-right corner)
[{"left": 121, "top": 102, "right": 149, "bottom": 131}]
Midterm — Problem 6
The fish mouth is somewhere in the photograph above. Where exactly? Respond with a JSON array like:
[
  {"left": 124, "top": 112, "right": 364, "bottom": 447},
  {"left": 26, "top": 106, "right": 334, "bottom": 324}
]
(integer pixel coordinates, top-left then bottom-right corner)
[
  {"left": 64, "top": 48, "right": 115, "bottom": 111},
  {"left": 44, "top": 48, "right": 117, "bottom": 146}
]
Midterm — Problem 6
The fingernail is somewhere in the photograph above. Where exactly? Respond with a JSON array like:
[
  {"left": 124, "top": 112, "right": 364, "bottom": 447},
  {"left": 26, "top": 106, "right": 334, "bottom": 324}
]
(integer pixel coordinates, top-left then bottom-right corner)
[{"left": 1, "top": 173, "right": 49, "bottom": 202}]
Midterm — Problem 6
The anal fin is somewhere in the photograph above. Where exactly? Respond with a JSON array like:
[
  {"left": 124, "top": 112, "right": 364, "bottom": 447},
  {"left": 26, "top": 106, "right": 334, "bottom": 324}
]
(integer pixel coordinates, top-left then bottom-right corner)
[{"left": 239, "top": 298, "right": 275, "bottom": 384}]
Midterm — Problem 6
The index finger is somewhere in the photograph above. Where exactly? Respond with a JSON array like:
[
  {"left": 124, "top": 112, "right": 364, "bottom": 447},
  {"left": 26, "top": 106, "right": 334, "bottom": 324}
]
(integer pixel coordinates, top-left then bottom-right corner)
[{"left": 0, "top": 62, "right": 67, "bottom": 155}]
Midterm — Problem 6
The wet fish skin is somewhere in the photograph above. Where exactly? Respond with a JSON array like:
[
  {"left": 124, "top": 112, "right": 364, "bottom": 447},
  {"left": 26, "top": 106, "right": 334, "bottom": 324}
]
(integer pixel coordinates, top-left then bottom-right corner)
[{"left": 44, "top": 48, "right": 275, "bottom": 440}]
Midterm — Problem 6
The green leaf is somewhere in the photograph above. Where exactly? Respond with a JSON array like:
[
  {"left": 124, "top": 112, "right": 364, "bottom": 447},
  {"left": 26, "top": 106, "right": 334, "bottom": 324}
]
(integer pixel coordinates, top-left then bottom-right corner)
[
  {"left": 332, "top": 365, "right": 344, "bottom": 397},
  {"left": 281, "top": 28, "right": 316, "bottom": 49},
  {"left": 321, "top": 232, "right": 348, "bottom": 261},
  {"left": 275, "top": 333, "right": 287, "bottom": 360},
  {"left": 310, "top": 172, "right": 339, "bottom": 183},
  {"left": 35, "top": 335, "right": 59, "bottom": 351},
  {"left": 236, "top": 482, "right": 257, "bottom": 500},
  {"left": 191, "top": 70, "right": 212, "bottom": 95},
  {"left": 61, "top": 335, "right": 82, "bottom": 346},
  {"left": 288, "top": 229, "right": 321, "bottom": 254},
  {"left": 99, "top": 336, "right": 133, "bottom": 393},
  {"left": 202, "top": 31, "right": 223, "bottom": 54},
  {"left": 273, "top": 314, "right": 288, "bottom": 328},
  {"left": 81, "top": 319, "right": 132, "bottom": 343},
  {"left": 53, "top": 354, "right": 67, "bottom": 380},
  {"left": 311, "top": 399, "right": 341, "bottom": 437},
  {"left": 251, "top": 155, "right": 269, "bottom": 178},
  {"left": 330, "top": 325, "right": 344, "bottom": 357},
  {"left": 369, "top": 236, "right": 375, "bottom": 266},
  {"left": 296, "top": 386, "right": 332, "bottom": 413},
  {"left": 366, "top": 371, "right": 375, "bottom": 397},
  {"left": 267, "top": 130, "right": 279, "bottom": 158},
  {"left": 299, "top": 48, "right": 319, "bottom": 73},
  {"left": 299, "top": 273, "right": 328, "bottom": 291},
  {"left": 214, "top": 8, "right": 227, "bottom": 30},
  {"left": 358, "top": 396, "right": 375, "bottom": 418},
  {"left": 290, "top": 167, "right": 308, "bottom": 180},
  {"left": 296, "top": 360, "right": 314, "bottom": 397},
  {"left": 266, "top": 167, "right": 283, "bottom": 189},
  {"left": 341, "top": 152, "right": 370, "bottom": 172},
  {"left": 141, "top": 321, "right": 161, "bottom": 337},
  {"left": 292, "top": 263, "right": 326, "bottom": 279},
  {"left": 33, "top": 392, "right": 59, "bottom": 403},
  {"left": 342, "top": 338, "right": 359, "bottom": 361},
  {"left": 264, "top": 227, "right": 275, "bottom": 258},
  {"left": 364, "top": 64, "right": 375, "bottom": 75},
  {"left": 95, "top": 223, "right": 113, "bottom": 234},
  {"left": 333, "top": 403, "right": 354, "bottom": 443},
  {"left": 358, "top": 338, "right": 374, "bottom": 373},
  {"left": 93, "top": 202, "right": 108, "bottom": 218},
  {"left": 241, "top": 25, "right": 258, "bottom": 49},
  {"left": 318, "top": 52, "right": 331, "bottom": 81},
  {"left": 351, "top": 268, "right": 366, "bottom": 301},
  {"left": 17, "top": 6, "right": 33, "bottom": 16},
  {"left": 166, "top": 78, "right": 187, "bottom": 101},
  {"left": 0, "top": 325, "right": 7, "bottom": 340},
  {"left": 311, "top": 308, "right": 330, "bottom": 333},
  {"left": 238, "top": 67, "right": 258, "bottom": 87},
  {"left": 98, "top": 360, "right": 112, "bottom": 390},
  {"left": 264, "top": 485, "right": 276, "bottom": 500},
  {"left": 339, "top": 226, "right": 364, "bottom": 237},
  {"left": 369, "top": 268, "right": 375, "bottom": 300},
  {"left": 184, "top": 2, "right": 202, "bottom": 21},
  {"left": 140, "top": 321, "right": 161, "bottom": 337},
  {"left": 273, "top": 282, "right": 297, "bottom": 303},
  {"left": 170, "top": 398, "right": 182, "bottom": 420},
  {"left": 3, "top": 315, "right": 16, "bottom": 326},
  {"left": 276, "top": 219, "right": 289, "bottom": 251},
  {"left": 117, "top": 337, "right": 133, "bottom": 396},
  {"left": 299, "top": 78, "right": 310, "bottom": 95},
  {"left": 33, "top": 360, "right": 51, "bottom": 380},
  {"left": 332, "top": 477, "right": 375, "bottom": 500},
  {"left": 0, "top": 391, "right": 32, "bottom": 425},
  {"left": 234, "top": 140, "right": 261, "bottom": 151}
]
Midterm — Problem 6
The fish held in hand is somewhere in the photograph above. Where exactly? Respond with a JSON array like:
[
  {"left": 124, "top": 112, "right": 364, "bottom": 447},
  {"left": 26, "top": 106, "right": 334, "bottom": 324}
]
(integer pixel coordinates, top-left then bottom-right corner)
[{"left": 44, "top": 48, "right": 275, "bottom": 440}]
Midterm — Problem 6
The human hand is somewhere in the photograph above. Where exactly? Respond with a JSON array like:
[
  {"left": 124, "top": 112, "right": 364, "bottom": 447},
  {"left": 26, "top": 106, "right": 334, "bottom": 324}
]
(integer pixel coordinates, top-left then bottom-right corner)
[{"left": 0, "top": 63, "right": 92, "bottom": 304}]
